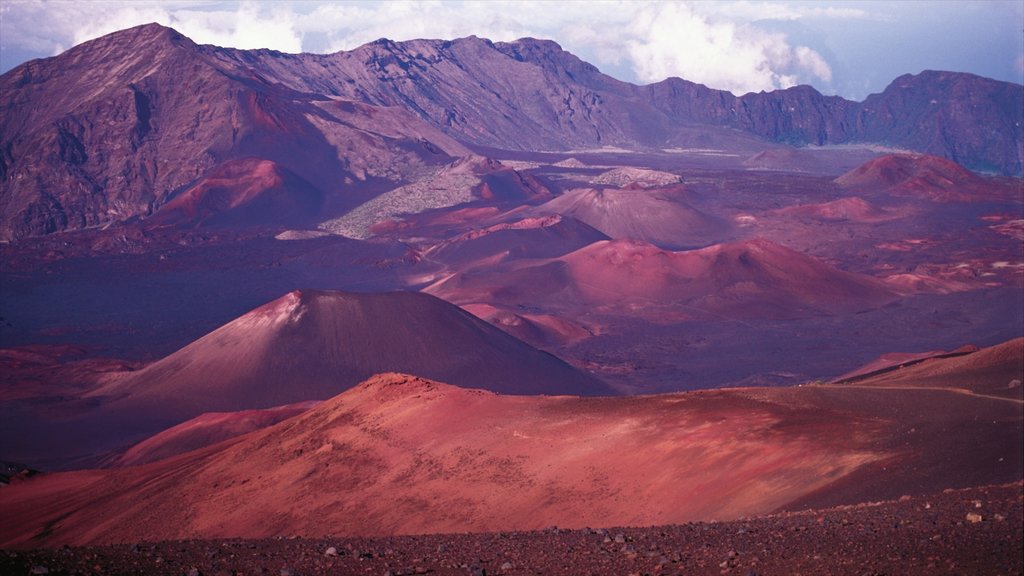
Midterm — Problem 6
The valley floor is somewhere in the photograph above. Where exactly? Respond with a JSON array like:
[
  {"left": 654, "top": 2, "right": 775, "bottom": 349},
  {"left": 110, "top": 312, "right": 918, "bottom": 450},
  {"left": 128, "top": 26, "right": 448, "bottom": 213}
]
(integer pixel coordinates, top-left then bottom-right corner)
[{"left": 3, "top": 482, "right": 1020, "bottom": 576}]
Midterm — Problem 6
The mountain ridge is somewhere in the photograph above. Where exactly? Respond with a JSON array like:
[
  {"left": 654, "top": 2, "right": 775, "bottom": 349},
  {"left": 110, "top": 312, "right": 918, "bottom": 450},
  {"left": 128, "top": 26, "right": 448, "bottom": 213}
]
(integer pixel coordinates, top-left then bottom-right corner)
[{"left": 1, "top": 23, "right": 1021, "bottom": 239}]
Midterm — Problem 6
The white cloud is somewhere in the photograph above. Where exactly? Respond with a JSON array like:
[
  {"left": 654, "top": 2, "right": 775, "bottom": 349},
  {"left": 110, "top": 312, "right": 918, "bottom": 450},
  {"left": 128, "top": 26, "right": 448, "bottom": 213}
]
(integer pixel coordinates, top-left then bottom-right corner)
[
  {"left": 0, "top": 0, "right": 302, "bottom": 57},
  {"left": 622, "top": 3, "right": 832, "bottom": 94},
  {"left": 168, "top": 2, "right": 302, "bottom": 52},
  {"left": 794, "top": 46, "right": 832, "bottom": 82},
  {"left": 700, "top": 1, "right": 874, "bottom": 22}
]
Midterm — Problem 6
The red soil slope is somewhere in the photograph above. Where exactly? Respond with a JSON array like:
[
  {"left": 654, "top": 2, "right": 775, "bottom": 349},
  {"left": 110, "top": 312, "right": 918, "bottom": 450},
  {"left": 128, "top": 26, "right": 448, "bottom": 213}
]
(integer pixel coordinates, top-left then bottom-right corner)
[
  {"left": 771, "top": 196, "right": 896, "bottom": 222},
  {"left": 837, "top": 337, "right": 1023, "bottom": 399},
  {"left": 532, "top": 185, "right": 730, "bottom": 249},
  {"left": 149, "top": 158, "right": 323, "bottom": 227},
  {"left": 460, "top": 303, "right": 594, "bottom": 348},
  {"left": 101, "top": 401, "right": 321, "bottom": 468},
  {"left": 427, "top": 238, "right": 897, "bottom": 318},
  {"left": 424, "top": 214, "right": 609, "bottom": 268},
  {"left": 2, "top": 347, "right": 1019, "bottom": 548},
  {"left": 834, "top": 153, "right": 990, "bottom": 201},
  {"left": 90, "top": 289, "right": 613, "bottom": 421}
]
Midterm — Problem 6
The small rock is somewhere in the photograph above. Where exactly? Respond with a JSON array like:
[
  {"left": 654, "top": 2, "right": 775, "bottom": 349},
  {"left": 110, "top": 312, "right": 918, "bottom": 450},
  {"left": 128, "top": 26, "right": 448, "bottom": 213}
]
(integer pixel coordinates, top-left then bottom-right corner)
[
  {"left": 614, "top": 533, "right": 627, "bottom": 543},
  {"left": 501, "top": 562, "right": 513, "bottom": 570},
  {"left": 325, "top": 546, "right": 339, "bottom": 557},
  {"left": 280, "top": 568, "right": 296, "bottom": 576},
  {"left": 965, "top": 512, "right": 983, "bottom": 523},
  {"left": 187, "top": 568, "right": 202, "bottom": 576},
  {"left": 29, "top": 567, "right": 49, "bottom": 575}
]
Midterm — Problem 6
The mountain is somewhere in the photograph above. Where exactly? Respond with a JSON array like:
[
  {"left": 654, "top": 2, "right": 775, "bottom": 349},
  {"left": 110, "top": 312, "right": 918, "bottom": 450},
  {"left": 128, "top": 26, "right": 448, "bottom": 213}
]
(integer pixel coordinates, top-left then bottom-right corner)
[
  {"left": 530, "top": 184, "right": 731, "bottom": 249},
  {"left": 2, "top": 359, "right": 1020, "bottom": 547},
  {"left": 854, "top": 71, "right": 1024, "bottom": 175},
  {"left": 0, "top": 24, "right": 467, "bottom": 240},
  {"left": 834, "top": 153, "right": 992, "bottom": 201},
  {"left": 424, "top": 213, "right": 610, "bottom": 267},
  {"left": 426, "top": 238, "right": 898, "bottom": 318},
  {"left": 2, "top": 24, "right": 1021, "bottom": 239},
  {"left": 91, "top": 289, "right": 613, "bottom": 421},
  {"left": 646, "top": 72, "right": 1023, "bottom": 175}
]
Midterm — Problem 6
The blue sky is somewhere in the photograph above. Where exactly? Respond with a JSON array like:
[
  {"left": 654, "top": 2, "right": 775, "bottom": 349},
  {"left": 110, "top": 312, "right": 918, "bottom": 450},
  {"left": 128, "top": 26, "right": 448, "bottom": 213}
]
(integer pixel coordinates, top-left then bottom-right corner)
[{"left": 1, "top": 0, "right": 1022, "bottom": 100}]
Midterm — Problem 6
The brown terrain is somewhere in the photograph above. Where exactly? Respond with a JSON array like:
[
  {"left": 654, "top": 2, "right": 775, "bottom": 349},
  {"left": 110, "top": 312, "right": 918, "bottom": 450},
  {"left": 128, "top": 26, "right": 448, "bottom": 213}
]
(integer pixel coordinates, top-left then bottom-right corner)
[
  {"left": 0, "top": 23, "right": 1021, "bottom": 574},
  {"left": 1, "top": 336, "right": 1020, "bottom": 548}
]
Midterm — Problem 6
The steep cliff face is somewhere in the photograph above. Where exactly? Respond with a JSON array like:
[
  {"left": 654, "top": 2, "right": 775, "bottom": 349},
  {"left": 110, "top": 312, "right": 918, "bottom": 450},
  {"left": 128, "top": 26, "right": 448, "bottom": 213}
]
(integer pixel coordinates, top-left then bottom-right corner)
[
  {"left": 854, "top": 71, "right": 1024, "bottom": 174},
  {"left": 143, "top": 28, "right": 1024, "bottom": 169},
  {"left": 0, "top": 25, "right": 465, "bottom": 240},
  {"left": 1, "top": 24, "right": 1020, "bottom": 239},
  {"left": 646, "top": 73, "right": 1023, "bottom": 170},
  {"left": 210, "top": 35, "right": 681, "bottom": 150},
  {"left": 0, "top": 25, "right": 223, "bottom": 238}
]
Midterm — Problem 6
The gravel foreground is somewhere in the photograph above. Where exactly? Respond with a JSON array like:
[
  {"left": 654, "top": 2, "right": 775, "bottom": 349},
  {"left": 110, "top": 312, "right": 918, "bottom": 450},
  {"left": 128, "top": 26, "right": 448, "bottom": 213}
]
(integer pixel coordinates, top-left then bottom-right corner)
[{"left": 3, "top": 483, "right": 1021, "bottom": 576}]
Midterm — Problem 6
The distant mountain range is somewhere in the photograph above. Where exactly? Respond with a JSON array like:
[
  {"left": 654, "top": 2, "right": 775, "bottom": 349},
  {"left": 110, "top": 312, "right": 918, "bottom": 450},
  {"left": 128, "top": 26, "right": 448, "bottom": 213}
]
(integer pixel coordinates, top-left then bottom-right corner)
[{"left": 1, "top": 23, "right": 1021, "bottom": 239}]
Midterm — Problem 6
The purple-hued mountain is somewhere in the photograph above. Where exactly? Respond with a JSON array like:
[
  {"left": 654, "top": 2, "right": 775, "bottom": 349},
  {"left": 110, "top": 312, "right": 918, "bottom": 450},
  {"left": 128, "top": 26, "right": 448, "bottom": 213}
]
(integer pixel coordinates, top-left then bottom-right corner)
[{"left": 1, "top": 23, "right": 1021, "bottom": 239}]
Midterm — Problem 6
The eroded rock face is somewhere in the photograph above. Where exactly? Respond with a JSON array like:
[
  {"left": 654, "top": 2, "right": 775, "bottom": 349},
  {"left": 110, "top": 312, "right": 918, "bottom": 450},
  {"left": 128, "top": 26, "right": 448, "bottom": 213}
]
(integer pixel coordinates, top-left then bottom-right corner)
[
  {"left": 2, "top": 24, "right": 1020, "bottom": 239},
  {"left": 853, "top": 71, "right": 1024, "bottom": 175},
  {"left": 0, "top": 25, "right": 462, "bottom": 240}
]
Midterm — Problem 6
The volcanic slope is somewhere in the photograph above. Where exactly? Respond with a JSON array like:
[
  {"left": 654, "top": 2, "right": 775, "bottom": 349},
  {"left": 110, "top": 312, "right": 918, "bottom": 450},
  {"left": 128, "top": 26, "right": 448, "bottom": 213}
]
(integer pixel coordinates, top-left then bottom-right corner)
[
  {"left": 91, "top": 289, "right": 613, "bottom": 421},
  {"left": 426, "top": 238, "right": 898, "bottom": 318},
  {"left": 834, "top": 153, "right": 998, "bottom": 202},
  {"left": 423, "top": 214, "right": 610, "bottom": 269},
  {"left": 101, "top": 401, "right": 321, "bottom": 468},
  {"left": 2, "top": 344, "right": 1020, "bottom": 548},
  {"left": 530, "top": 184, "right": 731, "bottom": 249},
  {"left": 319, "top": 156, "right": 552, "bottom": 239},
  {"left": 836, "top": 337, "right": 1024, "bottom": 400},
  {"left": 146, "top": 158, "right": 324, "bottom": 228}
]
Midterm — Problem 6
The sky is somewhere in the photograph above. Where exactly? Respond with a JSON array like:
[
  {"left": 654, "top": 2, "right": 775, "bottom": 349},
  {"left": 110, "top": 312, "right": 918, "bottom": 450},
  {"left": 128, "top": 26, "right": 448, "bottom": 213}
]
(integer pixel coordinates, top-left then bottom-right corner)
[{"left": 1, "top": 0, "right": 1022, "bottom": 100}]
